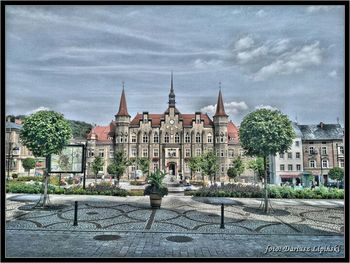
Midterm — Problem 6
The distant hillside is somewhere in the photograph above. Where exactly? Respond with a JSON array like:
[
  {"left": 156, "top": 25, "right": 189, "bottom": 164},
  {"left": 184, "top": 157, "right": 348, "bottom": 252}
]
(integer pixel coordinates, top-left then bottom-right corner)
[{"left": 6, "top": 115, "right": 93, "bottom": 139}]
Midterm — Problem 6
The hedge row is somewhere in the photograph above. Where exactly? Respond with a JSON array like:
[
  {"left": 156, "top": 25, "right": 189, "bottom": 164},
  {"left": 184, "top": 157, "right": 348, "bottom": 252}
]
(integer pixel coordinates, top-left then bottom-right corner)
[{"left": 190, "top": 184, "right": 344, "bottom": 199}]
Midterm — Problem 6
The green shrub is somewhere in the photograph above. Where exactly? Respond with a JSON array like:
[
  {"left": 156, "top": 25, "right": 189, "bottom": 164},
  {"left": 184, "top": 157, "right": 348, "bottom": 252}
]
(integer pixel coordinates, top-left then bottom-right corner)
[
  {"left": 6, "top": 181, "right": 64, "bottom": 194},
  {"left": 11, "top": 174, "right": 18, "bottom": 179},
  {"left": 128, "top": 189, "right": 144, "bottom": 196},
  {"left": 129, "top": 181, "right": 147, "bottom": 186},
  {"left": 16, "top": 176, "right": 43, "bottom": 182}
]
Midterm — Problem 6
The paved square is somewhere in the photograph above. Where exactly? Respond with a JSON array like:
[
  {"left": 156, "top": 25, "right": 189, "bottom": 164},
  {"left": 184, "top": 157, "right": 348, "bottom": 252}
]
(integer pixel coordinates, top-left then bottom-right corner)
[{"left": 5, "top": 194, "right": 345, "bottom": 258}]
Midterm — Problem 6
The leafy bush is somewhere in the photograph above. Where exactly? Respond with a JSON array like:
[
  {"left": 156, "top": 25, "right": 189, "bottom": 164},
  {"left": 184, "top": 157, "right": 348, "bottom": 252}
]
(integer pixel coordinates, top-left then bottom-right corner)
[
  {"left": 6, "top": 181, "right": 64, "bottom": 194},
  {"left": 11, "top": 174, "right": 18, "bottom": 179},
  {"left": 16, "top": 176, "right": 43, "bottom": 182},
  {"left": 64, "top": 183, "right": 128, "bottom": 197},
  {"left": 192, "top": 183, "right": 344, "bottom": 199}
]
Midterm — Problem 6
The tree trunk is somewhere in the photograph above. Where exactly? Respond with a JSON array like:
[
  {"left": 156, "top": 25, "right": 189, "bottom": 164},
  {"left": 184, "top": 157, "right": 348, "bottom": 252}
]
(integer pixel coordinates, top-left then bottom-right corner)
[
  {"left": 263, "top": 156, "right": 268, "bottom": 214},
  {"left": 42, "top": 173, "right": 49, "bottom": 207}
]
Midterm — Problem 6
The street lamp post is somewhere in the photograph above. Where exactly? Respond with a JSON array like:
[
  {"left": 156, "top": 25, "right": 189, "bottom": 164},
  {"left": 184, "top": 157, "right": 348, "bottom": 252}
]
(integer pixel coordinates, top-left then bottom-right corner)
[{"left": 7, "top": 141, "right": 13, "bottom": 181}]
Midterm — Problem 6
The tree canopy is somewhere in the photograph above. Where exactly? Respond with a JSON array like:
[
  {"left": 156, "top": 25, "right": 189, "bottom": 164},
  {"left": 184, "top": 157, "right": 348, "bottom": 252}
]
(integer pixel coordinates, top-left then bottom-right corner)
[
  {"left": 107, "top": 150, "right": 130, "bottom": 185},
  {"left": 91, "top": 156, "right": 104, "bottom": 177},
  {"left": 328, "top": 167, "right": 344, "bottom": 182},
  {"left": 199, "top": 151, "right": 219, "bottom": 183},
  {"left": 227, "top": 156, "right": 245, "bottom": 182},
  {"left": 22, "top": 157, "right": 36, "bottom": 176},
  {"left": 239, "top": 109, "right": 295, "bottom": 157},
  {"left": 20, "top": 111, "right": 72, "bottom": 157},
  {"left": 247, "top": 157, "right": 265, "bottom": 181}
]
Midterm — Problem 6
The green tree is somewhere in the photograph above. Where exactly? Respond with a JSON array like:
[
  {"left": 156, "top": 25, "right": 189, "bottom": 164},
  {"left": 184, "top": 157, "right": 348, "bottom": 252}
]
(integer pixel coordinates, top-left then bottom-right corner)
[
  {"left": 239, "top": 109, "right": 295, "bottom": 213},
  {"left": 22, "top": 158, "right": 36, "bottom": 176},
  {"left": 227, "top": 156, "right": 245, "bottom": 182},
  {"left": 247, "top": 157, "right": 265, "bottom": 182},
  {"left": 19, "top": 110, "right": 72, "bottom": 206},
  {"left": 199, "top": 151, "right": 219, "bottom": 184},
  {"left": 187, "top": 156, "right": 202, "bottom": 181},
  {"left": 137, "top": 157, "right": 150, "bottom": 178},
  {"left": 107, "top": 150, "right": 130, "bottom": 186},
  {"left": 91, "top": 156, "right": 104, "bottom": 183},
  {"left": 328, "top": 167, "right": 344, "bottom": 188}
]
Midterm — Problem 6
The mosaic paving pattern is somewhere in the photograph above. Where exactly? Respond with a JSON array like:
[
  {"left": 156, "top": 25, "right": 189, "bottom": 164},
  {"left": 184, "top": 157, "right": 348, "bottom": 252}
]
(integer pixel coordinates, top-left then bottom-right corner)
[{"left": 6, "top": 197, "right": 344, "bottom": 236}]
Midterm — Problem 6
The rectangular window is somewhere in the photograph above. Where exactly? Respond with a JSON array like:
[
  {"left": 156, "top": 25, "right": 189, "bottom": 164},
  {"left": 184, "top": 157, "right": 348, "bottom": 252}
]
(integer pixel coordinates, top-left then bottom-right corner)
[
  {"left": 109, "top": 148, "right": 114, "bottom": 158},
  {"left": 310, "top": 160, "right": 316, "bottom": 168},
  {"left": 131, "top": 135, "right": 137, "bottom": 143},
  {"left": 309, "top": 146, "right": 315, "bottom": 154},
  {"left": 142, "top": 149, "right": 148, "bottom": 158},
  {"left": 295, "top": 141, "right": 300, "bottom": 147},
  {"left": 296, "top": 164, "right": 301, "bottom": 171},
  {"left": 207, "top": 135, "right": 212, "bottom": 143},
  {"left": 131, "top": 148, "right": 137, "bottom": 157},
  {"left": 167, "top": 149, "right": 177, "bottom": 157},
  {"left": 185, "top": 148, "right": 191, "bottom": 157},
  {"left": 295, "top": 152, "right": 300, "bottom": 159},
  {"left": 131, "top": 165, "right": 136, "bottom": 172},
  {"left": 321, "top": 146, "right": 327, "bottom": 155},
  {"left": 143, "top": 134, "right": 148, "bottom": 143},
  {"left": 99, "top": 149, "right": 104, "bottom": 158},
  {"left": 288, "top": 164, "right": 293, "bottom": 171},
  {"left": 228, "top": 150, "right": 234, "bottom": 158},
  {"left": 339, "top": 159, "right": 344, "bottom": 168},
  {"left": 220, "top": 150, "right": 224, "bottom": 157},
  {"left": 322, "top": 159, "right": 328, "bottom": 168},
  {"left": 196, "top": 148, "right": 201, "bottom": 157},
  {"left": 287, "top": 152, "right": 292, "bottom": 159},
  {"left": 153, "top": 148, "right": 159, "bottom": 157},
  {"left": 339, "top": 146, "right": 344, "bottom": 154},
  {"left": 279, "top": 153, "right": 284, "bottom": 159},
  {"left": 221, "top": 164, "right": 225, "bottom": 173},
  {"left": 280, "top": 164, "right": 285, "bottom": 171}
]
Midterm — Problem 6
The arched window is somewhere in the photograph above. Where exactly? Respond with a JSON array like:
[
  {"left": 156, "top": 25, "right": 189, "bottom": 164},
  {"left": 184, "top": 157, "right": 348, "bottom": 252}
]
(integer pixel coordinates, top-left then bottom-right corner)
[
  {"left": 185, "top": 133, "right": 191, "bottom": 143},
  {"left": 143, "top": 133, "right": 148, "bottom": 143},
  {"left": 153, "top": 132, "right": 159, "bottom": 143},
  {"left": 175, "top": 133, "right": 180, "bottom": 143},
  {"left": 196, "top": 132, "right": 201, "bottom": 143},
  {"left": 322, "top": 159, "right": 329, "bottom": 168},
  {"left": 164, "top": 133, "right": 169, "bottom": 143},
  {"left": 207, "top": 133, "right": 212, "bottom": 143}
]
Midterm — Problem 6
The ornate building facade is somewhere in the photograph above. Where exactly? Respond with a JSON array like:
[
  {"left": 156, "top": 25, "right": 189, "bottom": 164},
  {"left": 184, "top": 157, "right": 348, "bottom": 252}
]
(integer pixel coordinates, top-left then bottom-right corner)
[{"left": 86, "top": 75, "right": 254, "bottom": 182}]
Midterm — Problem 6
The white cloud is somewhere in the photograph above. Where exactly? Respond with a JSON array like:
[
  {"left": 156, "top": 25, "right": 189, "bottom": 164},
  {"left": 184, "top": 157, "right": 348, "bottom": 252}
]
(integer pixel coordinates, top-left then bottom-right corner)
[
  {"left": 237, "top": 45, "right": 268, "bottom": 64},
  {"left": 306, "top": 6, "right": 335, "bottom": 13},
  {"left": 26, "top": 106, "right": 50, "bottom": 115},
  {"left": 253, "top": 42, "right": 322, "bottom": 81},
  {"left": 329, "top": 70, "right": 337, "bottom": 78},
  {"left": 256, "top": 9, "right": 267, "bottom": 17},
  {"left": 201, "top": 101, "right": 249, "bottom": 117},
  {"left": 234, "top": 36, "right": 254, "bottom": 51},
  {"left": 255, "top": 105, "right": 279, "bottom": 111},
  {"left": 270, "top": 39, "right": 290, "bottom": 54},
  {"left": 193, "top": 59, "right": 223, "bottom": 69}
]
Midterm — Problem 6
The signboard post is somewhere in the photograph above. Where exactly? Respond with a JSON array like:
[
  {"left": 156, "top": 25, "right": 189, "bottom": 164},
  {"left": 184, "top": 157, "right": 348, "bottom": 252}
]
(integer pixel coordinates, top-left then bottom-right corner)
[{"left": 49, "top": 145, "right": 85, "bottom": 175}]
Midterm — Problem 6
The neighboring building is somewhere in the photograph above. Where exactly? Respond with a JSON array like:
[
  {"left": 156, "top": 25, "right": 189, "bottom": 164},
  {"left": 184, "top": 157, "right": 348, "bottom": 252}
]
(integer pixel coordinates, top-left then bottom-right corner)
[
  {"left": 86, "top": 75, "right": 254, "bottom": 182},
  {"left": 269, "top": 123, "right": 304, "bottom": 186},
  {"left": 298, "top": 122, "right": 344, "bottom": 186},
  {"left": 5, "top": 121, "right": 38, "bottom": 176}
]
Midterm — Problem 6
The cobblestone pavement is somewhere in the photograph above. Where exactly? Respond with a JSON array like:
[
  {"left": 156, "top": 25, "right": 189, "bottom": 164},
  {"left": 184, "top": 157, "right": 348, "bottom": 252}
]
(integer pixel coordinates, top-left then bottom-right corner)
[{"left": 5, "top": 194, "right": 345, "bottom": 258}]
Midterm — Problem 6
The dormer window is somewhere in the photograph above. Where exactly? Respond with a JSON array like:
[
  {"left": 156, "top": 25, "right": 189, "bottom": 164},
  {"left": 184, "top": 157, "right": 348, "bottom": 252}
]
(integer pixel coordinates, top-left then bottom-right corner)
[
  {"left": 195, "top": 132, "right": 201, "bottom": 143},
  {"left": 164, "top": 133, "right": 170, "bottom": 143},
  {"left": 131, "top": 133, "right": 137, "bottom": 143},
  {"left": 153, "top": 132, "right": 159, "bottom": 143},
  {"left": 185, "top": 133, "right": 190, "bottom": 143},
  {"left": 143, "top": 133, "right": 148, "bottom": 143},
  {"left": 175, "top": 133, "right": 180, "bottom": 143},
  {"left": 207, "top": 133, "right": 212, "bottom": 143}
]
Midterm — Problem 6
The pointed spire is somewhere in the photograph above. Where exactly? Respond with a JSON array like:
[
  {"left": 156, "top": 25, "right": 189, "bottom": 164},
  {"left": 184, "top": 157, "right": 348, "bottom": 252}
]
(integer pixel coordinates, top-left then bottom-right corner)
[
  {"left": 116, "top": 82, "right": 130, "bottom": 117},
  {"left": 214, "top": 85, "right": 228, "bottom": 117},
  {"left": 168, "top": 71, "right": 176, "bottom": 107}
]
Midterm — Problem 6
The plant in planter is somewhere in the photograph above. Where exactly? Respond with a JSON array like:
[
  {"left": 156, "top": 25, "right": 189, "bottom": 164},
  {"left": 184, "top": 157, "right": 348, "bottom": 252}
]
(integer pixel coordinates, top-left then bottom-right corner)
[{"left": 144, "top": 169, "right": 168, "bottom": 208}]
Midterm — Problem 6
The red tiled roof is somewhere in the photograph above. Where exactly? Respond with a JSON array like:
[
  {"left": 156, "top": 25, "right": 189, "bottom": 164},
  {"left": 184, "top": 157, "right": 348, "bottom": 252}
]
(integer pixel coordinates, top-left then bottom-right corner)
[
  {"left": 130, "top": 114, "right": 164, "bottom": 126},
  {"left": 227, "top": 121, "right": 239, "bottom": 143},
  {"left": 130, "top": 113, "right": 214, "bottom": 127},
  {"left": 87, "top": 125, "right": 111, "bottom": 141}
]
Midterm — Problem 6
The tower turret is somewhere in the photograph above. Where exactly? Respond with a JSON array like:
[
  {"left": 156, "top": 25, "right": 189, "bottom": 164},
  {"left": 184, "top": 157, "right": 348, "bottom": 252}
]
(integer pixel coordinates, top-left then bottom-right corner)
[{"left": 115, "top": 82, "right": 130, "bottom": 152}]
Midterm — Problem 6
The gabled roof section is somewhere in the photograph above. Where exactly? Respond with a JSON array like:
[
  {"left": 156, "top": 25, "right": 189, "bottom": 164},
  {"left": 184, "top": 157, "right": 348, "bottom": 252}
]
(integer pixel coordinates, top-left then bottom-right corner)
[
  {"left": 87, "top": 125, "right": 112, "bottom": 141},
  {"left": 130, "top": 114, "right": 164, "bottom": 127},
  {"left": 298, "top": 123, "right": 344, "bottom": 140},
  {"left": 180, "top": 113, "right": 213, "bottom": 127},
  {"left": 6, "top": 122, "right": 22, "bottom": 130},
  {"left": 227, "top": 121, "right": 239, "bottom": 144}
]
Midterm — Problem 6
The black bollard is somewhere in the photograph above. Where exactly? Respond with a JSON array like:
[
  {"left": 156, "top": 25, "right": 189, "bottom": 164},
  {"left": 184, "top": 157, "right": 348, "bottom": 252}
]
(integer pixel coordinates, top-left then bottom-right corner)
[
  {"left": 73, "top": 201, "right": 78, "bottom": 226},
  {"left": 220, "top": 203, "right": 225, "bottom": 229}
]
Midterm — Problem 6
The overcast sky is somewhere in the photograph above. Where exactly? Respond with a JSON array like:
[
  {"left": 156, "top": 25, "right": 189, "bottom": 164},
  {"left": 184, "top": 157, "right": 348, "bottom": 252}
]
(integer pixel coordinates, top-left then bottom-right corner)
[{"left": 5, "top": 5, "right": 345, "bottom": 126}]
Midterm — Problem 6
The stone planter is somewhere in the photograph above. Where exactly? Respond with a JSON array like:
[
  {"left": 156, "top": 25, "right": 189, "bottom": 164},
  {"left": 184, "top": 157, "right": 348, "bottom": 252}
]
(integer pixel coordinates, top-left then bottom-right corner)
[{"left": 149, "top": 193, "right": 162, "bottom": 208}]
